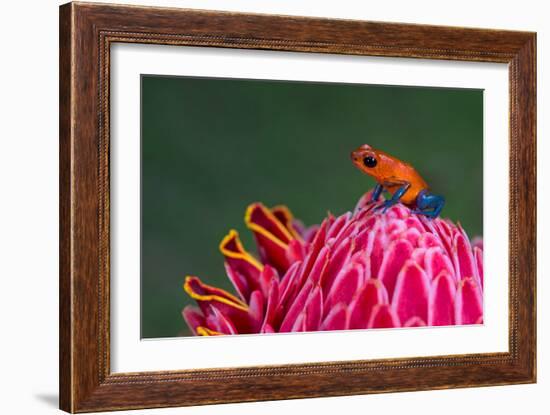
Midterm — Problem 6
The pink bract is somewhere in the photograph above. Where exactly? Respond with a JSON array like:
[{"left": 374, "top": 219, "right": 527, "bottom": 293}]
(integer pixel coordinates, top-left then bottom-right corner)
[{"left": 182, "top": 191, "right": 483, "bottom": 336}]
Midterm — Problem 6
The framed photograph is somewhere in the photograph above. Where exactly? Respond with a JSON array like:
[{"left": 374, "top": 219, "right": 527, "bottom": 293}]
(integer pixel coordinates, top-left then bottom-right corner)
[{"left": 59, "top": 2, "right": 536, "bottom": 412}]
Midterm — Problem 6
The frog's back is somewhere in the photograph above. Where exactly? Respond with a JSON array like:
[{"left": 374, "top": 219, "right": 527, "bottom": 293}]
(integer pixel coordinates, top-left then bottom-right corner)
[{"left": 384, "top": 161, "right": 428, "bottom": 205}]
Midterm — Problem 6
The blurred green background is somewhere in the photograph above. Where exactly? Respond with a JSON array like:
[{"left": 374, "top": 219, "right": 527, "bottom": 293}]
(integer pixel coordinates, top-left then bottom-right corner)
[{"left": 141, "top": 75, "right": 483, "bottom": 338}]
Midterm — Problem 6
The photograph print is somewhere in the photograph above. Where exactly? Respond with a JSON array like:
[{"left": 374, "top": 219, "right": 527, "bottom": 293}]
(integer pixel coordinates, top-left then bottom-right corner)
[{"left": 140, "top": 75, "right": 483, "bottom": 338}]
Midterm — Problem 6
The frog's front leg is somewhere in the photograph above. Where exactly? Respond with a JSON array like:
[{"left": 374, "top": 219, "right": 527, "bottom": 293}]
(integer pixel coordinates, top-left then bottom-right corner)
[
  {"left": 412, "top": 190, "right": 445, "bottom": 218},
  {"left": 370, "top": 183, "right": 384, "bottom": 202},
  {"left": 376, "top": 180, "right": 410, "bottom": 213}
]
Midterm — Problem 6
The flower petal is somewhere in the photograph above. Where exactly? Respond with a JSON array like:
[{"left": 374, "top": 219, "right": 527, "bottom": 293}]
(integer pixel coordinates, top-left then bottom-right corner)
[
  {"left": 261, "top": 324, "right": 275, "bottom": 334},
  {"left": 418, "top": 233, "right": 442, "bottom": 249},
  {"left": 358, "top": 214, "right": 379, "bottom": 233},
  {"left": 290, "top": 313, "right": 306, "bottom": 332},
  {"left": 405, "top": 216, "right": 426, "bottom": 235},
  {"left": 292, "top": 286, "right": 324, "bottom": 332},
  {"left": 327, "top": 212, "right": 352, "bottom": 240},
  {"left": 286, "top": 239, "right": 306, "bottom": 264},
  {"left": 322, "top": 236, "right": 354, "bottom": 292},
  {"left": 431, "top": 218, "right": 453, "bottom": 253},
  {"left": 181, "top": 305, "right": 205, "bottom": 335},
  {"left": 271, "top": 205, "right": 304, "bottom": 242},
  {"left": 196, "top": 326, "right": 223, "bottom": 336},
  {"left": 412, "top": 247, "right": 427, "bottom": 268},
  {"left": 245, "top": 203, "right": 294, "bottom": 272},
  {"left": 206, "top": 306, "right": 238, "bottom": 334},
  {"left": 455, "top": 277, "right": 483, "bottom": 325},
  {"left": 302, "top": 224, "right": 320, "bottom": 243},
  {"left": 353, "top": 225, "right": 371, "bottom": 253},
  {"left": 428, "top": 271, "right": 456, "bottom": 326},
  {"left": 404, "top": 317, "right": 426, "bottom": 327},
  {"left": 220, "top": 229, "right": 263, "bottom": 301},
  {"left": 349, "top": 251, "right": 371, "bottom": 279},
  {"left": 348, "top": 279, "right": 389, "bottom": 329},
  {"left": 184, "top": 276, "right": 248, "bottom": 313},
  {"left": 223, "top": 263, "right": 249, "bottom": 304},
  {"left": 303, "top": 286, "right": 324, "bottom": 332},
  {"left": 258, "top": 265, "right": 278, "bottom": 299},
  {"left": 378, "top": 239, "right": 414, "bottom": 300},
  {"left": 261, "top": 277, "right": 280, "bottom": 331},
  {"left": 324, "top": 263, "right": 362, "bottom": 311},
  {"left": 306, "top": 245, "right": 330, "bottom": 285},
  {"left": 368, "top": 304, "right": 400, "bottom": 328},
  {"left": 474, "top": 246, "right": 484, "bottom": 289},
  {"left": 401, "top": 227, "right": 421, "bottom": 246},
  {"left": 278, "top": 261, "right": 302, "bottom": 314},
  {"left": 246, "top": 203, "right": 293, "bottom": 244},
  {"left": 391, "top": 261, "right": 430, "bottom": 325},
  {"left": 184, "top": 276, "right": 254, "bottom": 332},
  {"left": 295, "top": 219, "right": 329, "bottom": 289},
  {"left": 332, "top": 222, "right": 360, "bottom": 248},
  {"left": 387, "top": 204, "right": 409, "bottom": 220},
  {"left": 386, "top": 219, "right": 407, "bottom": 238},
  {"left": 367, "top": 224, "right": 386, "bottom": 277},
  {"left": 320, "top": 302, "right": 349, "bottom": 331},
  {"left": 248, "top": 290, "right": 265, "bottom": 332},
  {"left": 425, "top": 247, "right": 455, "bottom": 282},
  {"left": 453, "top": 232, "right": 478, "bottom": 283},
  {"left": 472, "top": 237, "right": 484, "bottom": 251},
  {"left": 279, "top": 281, "right": 314, "bottom": 332},
  {"left": 354, "top": 190, "right": 380, "bottom": 212}
]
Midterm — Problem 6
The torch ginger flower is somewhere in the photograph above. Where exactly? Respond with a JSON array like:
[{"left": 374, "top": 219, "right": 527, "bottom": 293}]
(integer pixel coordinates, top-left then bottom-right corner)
[{"left": 182, "top": 191, "right": 483, "bottom": 336}]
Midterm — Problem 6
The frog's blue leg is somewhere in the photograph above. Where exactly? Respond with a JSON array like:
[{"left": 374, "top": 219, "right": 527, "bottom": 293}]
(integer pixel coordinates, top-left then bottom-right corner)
[
  {"left": 377, "top": 182, "right": 410, "bottom": 213},
  {"left": 412, "top": 190, "right": 445, "bottom": 218},
  {"left": 371, "top": 183, "right": 383, "bottom": 202}
]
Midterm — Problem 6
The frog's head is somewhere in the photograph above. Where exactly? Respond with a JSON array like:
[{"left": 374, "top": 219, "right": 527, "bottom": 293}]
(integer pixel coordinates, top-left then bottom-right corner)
[{"left": 350, "top": 144, "right": 381, "bottom": 177}]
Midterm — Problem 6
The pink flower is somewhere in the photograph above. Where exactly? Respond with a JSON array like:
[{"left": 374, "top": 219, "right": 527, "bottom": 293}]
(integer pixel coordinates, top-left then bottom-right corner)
[{"left": 182, "top": 191, "right": 483, "bottom": 336}]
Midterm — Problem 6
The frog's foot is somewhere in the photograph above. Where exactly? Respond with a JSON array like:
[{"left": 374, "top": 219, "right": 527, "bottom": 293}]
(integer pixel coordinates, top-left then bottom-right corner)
[{"left": 413, "top": 190, "right": 445, "bottom": 218}]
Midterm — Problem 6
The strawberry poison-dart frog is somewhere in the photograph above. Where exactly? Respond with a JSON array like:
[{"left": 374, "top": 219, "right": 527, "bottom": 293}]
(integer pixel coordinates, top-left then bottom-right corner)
[{"left": 350, "top": 144, "right": 445, "bottom": 218}]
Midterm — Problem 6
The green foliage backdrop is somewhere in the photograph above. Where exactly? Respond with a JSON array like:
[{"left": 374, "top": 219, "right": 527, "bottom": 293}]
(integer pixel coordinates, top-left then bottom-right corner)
[{"left": 141, "top": 75, "right": 483, "bottom": 338}]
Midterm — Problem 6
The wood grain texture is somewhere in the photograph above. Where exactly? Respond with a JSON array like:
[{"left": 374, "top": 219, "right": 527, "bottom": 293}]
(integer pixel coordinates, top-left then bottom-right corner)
[
  {"left": 59, "top": 2, "right": 537, "bottom": 412},
  {"left": 59, "top": 3, "right": 73, "bottom": 411}
]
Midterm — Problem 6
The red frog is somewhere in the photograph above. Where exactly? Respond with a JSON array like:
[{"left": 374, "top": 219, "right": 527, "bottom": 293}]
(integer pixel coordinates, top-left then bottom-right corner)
[{"left": 351, "top": 144, "right": 445, "bottom": 218}]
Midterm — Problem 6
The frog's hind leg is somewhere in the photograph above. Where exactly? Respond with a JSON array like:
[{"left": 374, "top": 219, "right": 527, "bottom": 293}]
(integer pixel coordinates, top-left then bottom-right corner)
[{"left": 412, "top": 190, "right": 445, "bottom": 218}]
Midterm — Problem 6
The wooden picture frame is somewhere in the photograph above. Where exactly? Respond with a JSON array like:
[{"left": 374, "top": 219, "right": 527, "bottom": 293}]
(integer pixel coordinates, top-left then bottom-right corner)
[{"left": 59, "top": 2, "right": 536, "bottom": 412}]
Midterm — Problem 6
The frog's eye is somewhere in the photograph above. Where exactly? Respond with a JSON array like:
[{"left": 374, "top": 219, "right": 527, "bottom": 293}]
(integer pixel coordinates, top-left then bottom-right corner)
[{"left": 363, "top": 156, "right": 377, "bottom": 168}]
